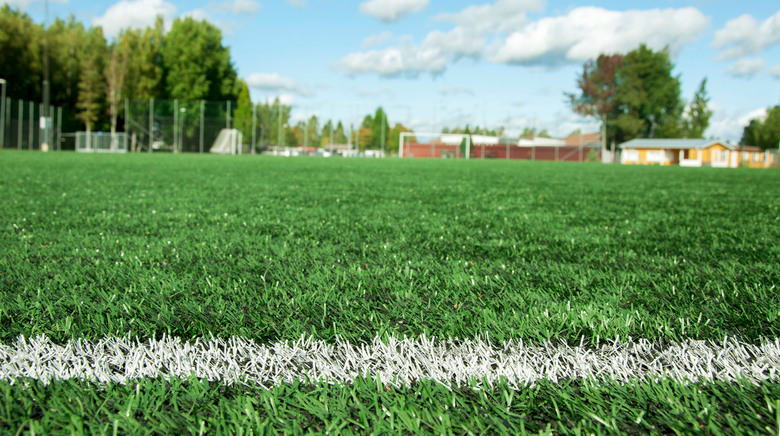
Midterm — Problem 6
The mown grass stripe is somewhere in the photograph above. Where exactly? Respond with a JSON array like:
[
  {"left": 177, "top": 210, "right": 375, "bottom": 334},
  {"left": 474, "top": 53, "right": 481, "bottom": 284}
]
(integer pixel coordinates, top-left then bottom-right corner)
[{"left": 2, "top": 334, "right": 779, "bottom": 388}]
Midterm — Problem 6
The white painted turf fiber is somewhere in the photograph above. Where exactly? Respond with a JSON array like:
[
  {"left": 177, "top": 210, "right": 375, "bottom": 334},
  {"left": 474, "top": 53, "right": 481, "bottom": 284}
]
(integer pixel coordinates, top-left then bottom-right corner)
[{"left": 2, "top": 335, "right": 779, "bottom": 388}]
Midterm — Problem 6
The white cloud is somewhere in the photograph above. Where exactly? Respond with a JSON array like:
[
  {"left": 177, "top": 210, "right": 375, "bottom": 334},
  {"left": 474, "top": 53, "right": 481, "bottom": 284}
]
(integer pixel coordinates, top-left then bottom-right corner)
[
  {"left": 492, "top": 7, "right": 709, "bottom": 66},
  {"left": 770, "top": 65, "right": 780, "bottom": 79},
  {"left": 435, "top": 0, "right": 543, "bottom": 34},
  {"left": 93, "top": 0, "right": 177, "bottom": 39},
  {"left": 359, "top": 0, "right": 428, "bottom": 23},
  {"left": 214, "top": 0, "right": 260, "bottom": 15},
  {"left": 712, "top": 11, "right": 780, "bottom": 60},
  {"left": 264, "top": 94, "right": 295, "bottom": 106},
  {"left": 179, "top": 9, "right": 240, "bottom": 36},
  {"left": 93, "top": 0, "right": 259, "bottom": 39},
  {"left": 287, "top": 0, "right": 306, "bottom": 8},
  {"left": 726, "top": 57, "right": 766, "bottom": 78},
  {"left": 341, "top": 3, "right": 709, "bottom": 77},
  {"left": 422, "top": 26, "right": 484, "bottom": 59},
  {"left": 706, "top": 104, "right": 766, "bottom": 142},
  {"left": 339, "top": 44, "right": 450, "bottom": 77},
  {"left": 182, "top": 9, "right": 208, "bottom": 21},
  {"left": 339, "top": 16, "right": 488, "bottom": 77},
  {"left": 246, "top": 73, "right": 313, "bottom": 96},
  {"left": 362, "top": 31, "right": 393, "bottom": 48}
]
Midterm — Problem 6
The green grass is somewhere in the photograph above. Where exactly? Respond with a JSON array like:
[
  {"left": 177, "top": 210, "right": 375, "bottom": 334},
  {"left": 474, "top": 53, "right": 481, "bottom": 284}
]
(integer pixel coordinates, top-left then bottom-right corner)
[
  {"left": 3, "top": 377, "right": 779, "bottom": 434},
  {"left": 1, "top": 150, "right": 779, "bottom": 433}
]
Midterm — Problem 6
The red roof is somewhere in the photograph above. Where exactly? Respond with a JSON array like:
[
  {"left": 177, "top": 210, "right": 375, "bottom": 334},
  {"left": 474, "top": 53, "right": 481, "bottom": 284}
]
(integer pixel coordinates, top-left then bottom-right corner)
[{"left": 563, "top": 132, "right": 600, "bottom": 146}]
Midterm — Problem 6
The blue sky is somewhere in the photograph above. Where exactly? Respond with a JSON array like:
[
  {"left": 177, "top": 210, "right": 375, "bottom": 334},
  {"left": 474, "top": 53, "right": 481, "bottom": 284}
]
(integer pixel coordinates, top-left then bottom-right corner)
[{"left": 7, "top": 0, "right": 780, "bottom": 141}]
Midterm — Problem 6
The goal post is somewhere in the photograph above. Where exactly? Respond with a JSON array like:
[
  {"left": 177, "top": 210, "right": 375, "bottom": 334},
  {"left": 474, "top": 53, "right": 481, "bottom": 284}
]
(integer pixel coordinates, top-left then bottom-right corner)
[{"left": 399, "top": 132, "right": 471, "bottom": 159}]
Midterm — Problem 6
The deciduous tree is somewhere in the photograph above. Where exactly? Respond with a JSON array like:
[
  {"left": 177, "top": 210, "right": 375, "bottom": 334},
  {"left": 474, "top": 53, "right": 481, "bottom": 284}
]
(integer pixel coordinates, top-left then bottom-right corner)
[
  {"left": 567, "top": 53, "right": 622, "bottom": 156},
  {"left": 388, "top": 123, "right": 411, "bottom": 154},
  {"left": 233, "top": 80, "right": 253, "bottom": 146},
  {"left": 613, "top": 45, "right": 683, "bottom": 141},
  {"left": 370, "top": 107, "right": 389, "bottom": 150},
  {"left": 76, "top": 27, "right": 107, "bottom": 131},
  {"left": 120, "top": 18, "right": 164, "bottom": 100},
  {"left": 0, "top": 6, "right": 42, "bottom": 100},
  {"left": 741, "top": 105, "right": 780, "bottom": 149},
  {"left": 105, "top": 38, "right": 128, "bottom": 136},
  {"left": 162, "top": 17, "right": 239, "bottom": 101}
]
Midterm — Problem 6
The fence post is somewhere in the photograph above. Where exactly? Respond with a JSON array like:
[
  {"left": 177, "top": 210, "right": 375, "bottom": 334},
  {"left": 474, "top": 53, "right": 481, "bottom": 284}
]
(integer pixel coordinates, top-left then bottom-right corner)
[
  {"left": 0, "top": 81, "right": 5, "bottom": 148},
  {"left": 1, "top": 97, "right": 7, "bottom": 149},
  {"left": 149, "top": 98, "right": 154, "bottom": 153},
  {"left": 56, "top": 106, "right": 61, "bottom": 151},
  {"left": 17, "top": 100, "right": 22, "bottom": 150},
  {"left": 226, "top": 101, "right": 231, "bottom": 130},
  {"left": 173, "top": 99, "right": 178, "bottom": 153},
  {"left": 3, "top": 97, "right": 8, "bottom": 149},
  {"left": 124, "top": 98, "right": 128, "bottom": 151},
  {"left": 199, "top": 100, "right": 204, "bottom": 153},
  {"left": 251, "top": 103, "right": 256, "bottom": 153},
  {"left": 29, "top": 101, "right": 34, "bottom": 150},
  {"left": 39, "top": 102, "right": 43, "bottom": 150}
]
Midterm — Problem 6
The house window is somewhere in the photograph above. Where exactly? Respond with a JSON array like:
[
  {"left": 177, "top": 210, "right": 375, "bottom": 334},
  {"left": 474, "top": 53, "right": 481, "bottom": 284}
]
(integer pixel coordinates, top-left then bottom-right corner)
[
  {"left": 623, "top": 149, "right": 639, "bottom": 161},
  {"left": 712, "top": 149, "right": 723, "bottom": 161},
  {"left": 646, "top": 150, "right": 666, "bottom": 162},
  {"left": 742, "top": 151, "right": 749, "bottom": 160},
  {"left": 753, "top": 152, "right": 760, "bottom": 162}
]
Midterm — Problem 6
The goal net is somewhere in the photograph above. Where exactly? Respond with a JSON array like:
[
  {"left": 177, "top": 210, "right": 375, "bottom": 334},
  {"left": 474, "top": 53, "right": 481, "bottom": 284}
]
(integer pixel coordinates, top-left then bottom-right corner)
[
  {"left": 209, "top": 128, "right": 243, "bottom": 155},
  {"left": 399, "top": 132, "right": 473, "bottom": 159}
]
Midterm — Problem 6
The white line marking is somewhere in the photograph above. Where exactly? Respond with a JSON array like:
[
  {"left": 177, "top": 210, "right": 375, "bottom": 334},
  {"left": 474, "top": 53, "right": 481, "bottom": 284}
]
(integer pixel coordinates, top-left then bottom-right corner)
[{"left": 1, "top": 335, "right": 779, "bottom": 388}]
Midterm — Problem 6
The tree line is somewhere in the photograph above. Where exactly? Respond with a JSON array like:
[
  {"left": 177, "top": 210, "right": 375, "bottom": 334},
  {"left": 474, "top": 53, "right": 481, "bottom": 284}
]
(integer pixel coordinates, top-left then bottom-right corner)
[
  {"left": 567, "top": 44, "right": 778, "bottom": 150},
  {"left": 740, "top": 106, "right": 780, "bottom": 150},
  {"left": 1, "top": 6, "right": 242, "bottom": 134},
  {"left": 5, "top": 7, "right": 774, "bottom": 151},
  {"left": 3, "top": 6, "right": 411, "bottom": 151}
]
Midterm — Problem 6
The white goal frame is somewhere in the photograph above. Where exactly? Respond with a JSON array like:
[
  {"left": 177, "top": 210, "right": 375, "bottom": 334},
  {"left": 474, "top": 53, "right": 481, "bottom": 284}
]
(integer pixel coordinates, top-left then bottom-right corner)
[{"left": 399, "top": 132, "right": 472, "bottom": 159}]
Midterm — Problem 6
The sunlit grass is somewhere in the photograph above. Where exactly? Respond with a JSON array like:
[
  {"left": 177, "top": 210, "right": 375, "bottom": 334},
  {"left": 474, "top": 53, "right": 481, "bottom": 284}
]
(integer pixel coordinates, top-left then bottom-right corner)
[{"left": 1, "top": 150, "right": 779, "bottom": 433}]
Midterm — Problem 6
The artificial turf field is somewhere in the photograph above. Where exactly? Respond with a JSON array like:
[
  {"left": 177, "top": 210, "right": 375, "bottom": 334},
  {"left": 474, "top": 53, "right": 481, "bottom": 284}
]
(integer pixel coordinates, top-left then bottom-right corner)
[{"left": 0, "top": 150, "right": 779, "bottom": 434}]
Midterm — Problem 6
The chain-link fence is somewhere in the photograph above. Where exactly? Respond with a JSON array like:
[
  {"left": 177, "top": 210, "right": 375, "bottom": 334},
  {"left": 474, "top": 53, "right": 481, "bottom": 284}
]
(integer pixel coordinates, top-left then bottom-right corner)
[
  {"left": 125, "top": 99, "right": 262, "bottom": 153},
  {"left": 1, "top": 97, "right": 65, "bottom": 151},
  {"left": 75, "top": 132, "right": 128, "bottom": 153}
]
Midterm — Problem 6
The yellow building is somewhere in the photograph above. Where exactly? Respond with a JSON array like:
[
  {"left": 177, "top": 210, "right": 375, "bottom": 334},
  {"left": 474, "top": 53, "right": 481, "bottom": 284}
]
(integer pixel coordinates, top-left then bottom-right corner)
[
  {"left": 737, "top": 145, "right": 780, "bottom": 168},
  {"left": 619, "top": 139, "right": 737, "bottom": 167}
]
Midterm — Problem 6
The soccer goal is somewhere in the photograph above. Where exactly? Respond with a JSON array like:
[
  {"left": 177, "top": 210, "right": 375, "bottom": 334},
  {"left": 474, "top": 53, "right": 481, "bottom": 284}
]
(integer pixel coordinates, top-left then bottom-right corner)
[
  {"left": 209, "top": 128, "right": 243, "bottom": 155},
  {"left": 399, "top": 132, "right": 472, "bottom": 159}
]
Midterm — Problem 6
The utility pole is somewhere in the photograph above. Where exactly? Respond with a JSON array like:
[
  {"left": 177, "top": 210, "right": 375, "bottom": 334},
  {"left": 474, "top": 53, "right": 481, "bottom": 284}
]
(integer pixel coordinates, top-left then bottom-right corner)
[
  {"left": 42, "top": 0, "right": 51, "bottom": 151},
  {"left": 0, "top": 78, "right": 6, "bottom": 148}
]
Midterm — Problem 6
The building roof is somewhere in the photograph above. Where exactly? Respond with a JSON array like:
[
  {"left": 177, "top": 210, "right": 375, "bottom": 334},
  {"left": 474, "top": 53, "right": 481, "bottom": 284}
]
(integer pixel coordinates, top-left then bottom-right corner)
[
  {"left": 619, "top": 138, "right": 734, "bottom": 151},
  {"left": 563, "top": 132, "right": 600, "bottom": 146}
]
